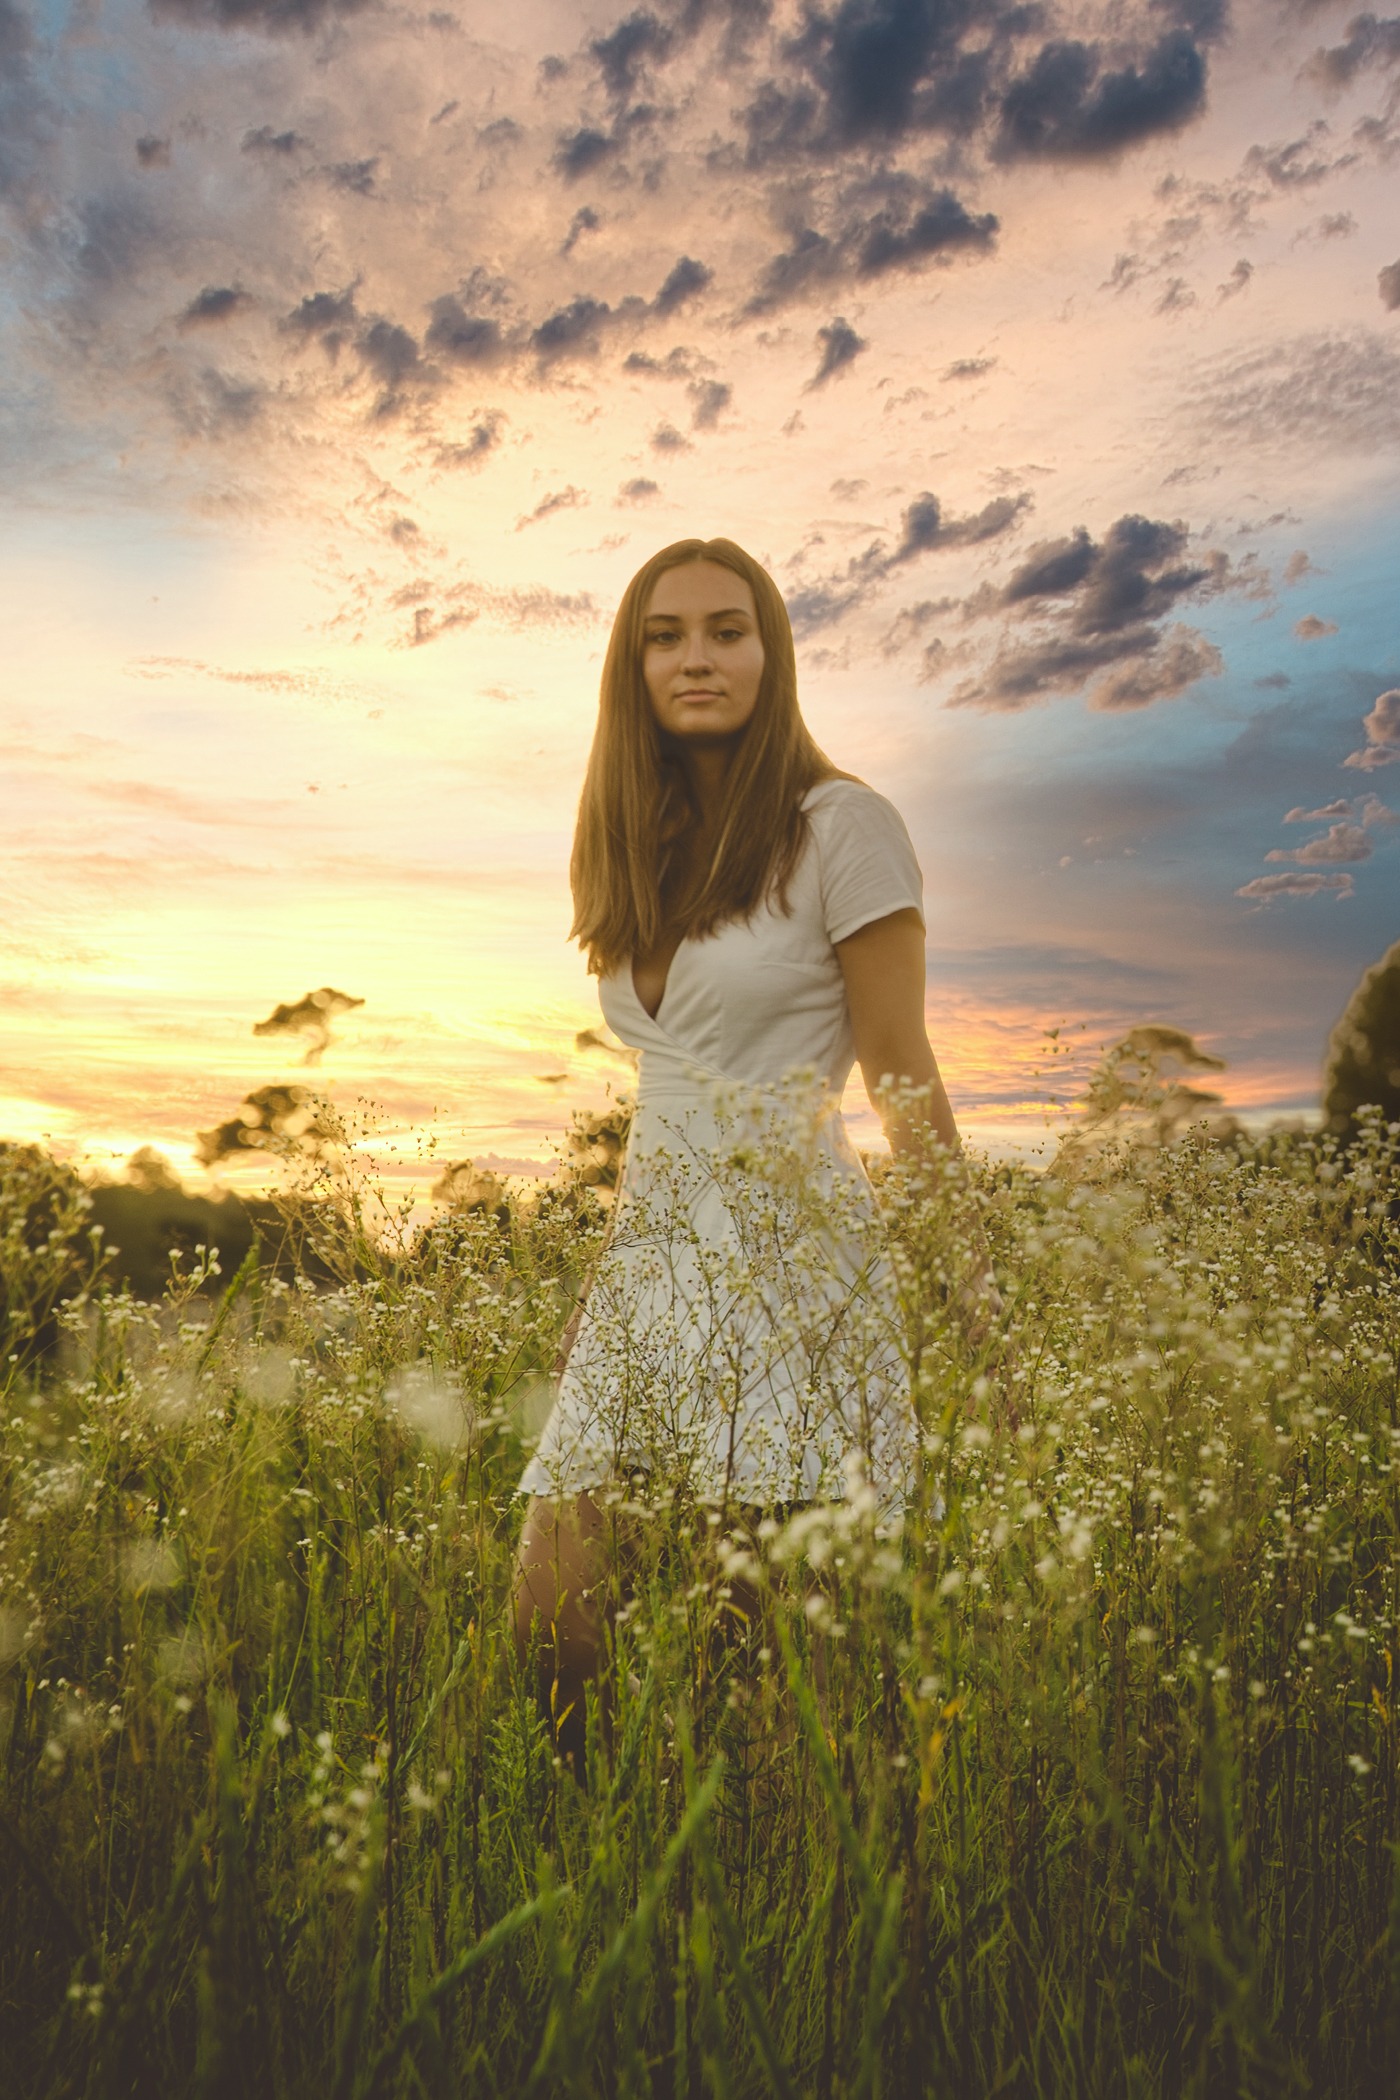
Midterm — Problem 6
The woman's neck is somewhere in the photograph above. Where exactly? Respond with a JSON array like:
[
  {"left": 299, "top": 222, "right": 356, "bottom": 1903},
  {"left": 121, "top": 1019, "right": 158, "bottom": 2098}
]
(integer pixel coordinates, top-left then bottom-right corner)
[{"left": 674, "top": 739, "right": 737, "bottom": 830}]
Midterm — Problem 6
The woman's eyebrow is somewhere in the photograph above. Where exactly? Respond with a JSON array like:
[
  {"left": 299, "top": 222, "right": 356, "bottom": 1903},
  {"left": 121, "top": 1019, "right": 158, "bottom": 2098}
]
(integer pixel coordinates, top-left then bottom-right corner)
[{"left": 644, "top": 607, "right": 753, "bottom": 622}]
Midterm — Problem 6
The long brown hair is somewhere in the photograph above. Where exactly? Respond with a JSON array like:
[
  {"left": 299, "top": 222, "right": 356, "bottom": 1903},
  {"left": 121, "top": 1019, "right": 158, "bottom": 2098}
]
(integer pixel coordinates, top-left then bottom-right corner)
[{"left": 570, "top": 537, "right": 841, "bottom": 975}]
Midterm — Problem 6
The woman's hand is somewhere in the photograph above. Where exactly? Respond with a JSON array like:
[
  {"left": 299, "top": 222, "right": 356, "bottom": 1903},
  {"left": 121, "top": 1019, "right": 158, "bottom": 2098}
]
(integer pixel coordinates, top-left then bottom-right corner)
[{"left": 551, "top": 1292, "right": 589, "bottom": 1379}]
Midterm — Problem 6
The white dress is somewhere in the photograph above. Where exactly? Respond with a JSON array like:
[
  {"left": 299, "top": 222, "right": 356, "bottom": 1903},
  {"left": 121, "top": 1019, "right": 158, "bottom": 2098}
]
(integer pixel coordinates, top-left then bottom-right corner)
[{"left": 518, "top": 778, "right": 926, "bottom": 1519}]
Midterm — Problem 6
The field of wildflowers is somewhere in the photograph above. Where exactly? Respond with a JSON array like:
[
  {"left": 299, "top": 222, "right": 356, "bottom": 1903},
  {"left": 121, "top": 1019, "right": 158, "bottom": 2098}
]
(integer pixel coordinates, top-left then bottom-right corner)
[{"left": 1, "top": 1100, "right": 1398, "bottom": 2098}]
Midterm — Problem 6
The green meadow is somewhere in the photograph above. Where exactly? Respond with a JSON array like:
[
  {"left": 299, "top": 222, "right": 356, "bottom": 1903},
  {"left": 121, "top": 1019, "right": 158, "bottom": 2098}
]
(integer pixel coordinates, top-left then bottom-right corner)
[{"left": 2, "top": 1095, "right": 1399, "bottom": 2098}]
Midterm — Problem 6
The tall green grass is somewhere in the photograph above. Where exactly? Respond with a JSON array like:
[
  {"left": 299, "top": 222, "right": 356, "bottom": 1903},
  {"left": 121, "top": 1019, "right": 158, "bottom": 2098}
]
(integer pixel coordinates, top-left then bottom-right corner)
[{"left": 1, "top": 1113, "right": 1398, "bottom": 2097}]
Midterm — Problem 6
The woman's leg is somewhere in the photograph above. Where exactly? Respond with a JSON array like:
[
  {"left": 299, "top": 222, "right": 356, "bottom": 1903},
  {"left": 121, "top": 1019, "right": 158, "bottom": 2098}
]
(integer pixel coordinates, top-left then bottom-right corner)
[{"left": 512, "top": 1493, "right": 608, "bottom": 1777}]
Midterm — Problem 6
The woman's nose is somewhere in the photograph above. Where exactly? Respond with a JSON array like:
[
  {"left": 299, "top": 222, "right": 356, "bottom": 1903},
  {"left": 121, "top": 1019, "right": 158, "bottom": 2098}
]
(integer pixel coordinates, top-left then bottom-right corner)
[{"left": 680, "top": 629, "right": 713, "bottom": 671}]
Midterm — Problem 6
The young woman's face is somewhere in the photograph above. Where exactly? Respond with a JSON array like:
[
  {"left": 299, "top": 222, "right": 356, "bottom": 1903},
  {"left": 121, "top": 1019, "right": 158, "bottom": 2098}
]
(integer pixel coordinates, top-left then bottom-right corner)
[{"left": 641, "top": 561, "right": 765, "bottom": 747}]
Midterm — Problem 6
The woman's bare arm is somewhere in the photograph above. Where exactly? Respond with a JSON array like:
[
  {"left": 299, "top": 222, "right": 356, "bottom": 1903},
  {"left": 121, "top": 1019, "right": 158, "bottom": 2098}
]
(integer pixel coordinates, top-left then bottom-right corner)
[
  {"left": 834, "top": 907, "right": 959, "bottom": 1158},
  {"left": 836, "top": 906, "right": 1002, "bottom": 1343}
]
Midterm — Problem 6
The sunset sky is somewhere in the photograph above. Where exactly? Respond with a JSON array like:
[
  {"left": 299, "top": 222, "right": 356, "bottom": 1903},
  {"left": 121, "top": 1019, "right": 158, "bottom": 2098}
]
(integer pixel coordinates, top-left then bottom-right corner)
[{"left": 3, "top": 0, "right": 1398, "bottom": 1191}]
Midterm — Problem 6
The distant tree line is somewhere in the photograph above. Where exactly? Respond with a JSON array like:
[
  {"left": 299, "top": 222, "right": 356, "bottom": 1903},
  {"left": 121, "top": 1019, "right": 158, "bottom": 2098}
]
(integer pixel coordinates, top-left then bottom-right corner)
[{"left": 1, "top": 942, "right": 1397, "bottom": 1366}]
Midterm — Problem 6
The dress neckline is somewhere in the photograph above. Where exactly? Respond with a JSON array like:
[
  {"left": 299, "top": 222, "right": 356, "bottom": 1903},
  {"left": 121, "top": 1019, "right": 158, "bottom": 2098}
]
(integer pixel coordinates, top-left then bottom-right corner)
[
  {"left": 626, "top": 783, "right": 843, "bottom": 1021},
  {"left": 630, "top": 945, "right": 679, "bottom": 1023}
]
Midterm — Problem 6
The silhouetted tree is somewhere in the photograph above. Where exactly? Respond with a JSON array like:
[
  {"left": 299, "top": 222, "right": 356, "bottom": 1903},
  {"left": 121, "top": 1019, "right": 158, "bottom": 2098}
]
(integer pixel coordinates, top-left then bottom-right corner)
[
  {"left": 1059, "top": 1024, "right": 1238, "bottom": 1164},
  {"left": 1323, "top": 938, "right": 1400, "bottom": 1141},
  {"left": 0, "top": 1144, "right": 107, "bottom": 1374}
]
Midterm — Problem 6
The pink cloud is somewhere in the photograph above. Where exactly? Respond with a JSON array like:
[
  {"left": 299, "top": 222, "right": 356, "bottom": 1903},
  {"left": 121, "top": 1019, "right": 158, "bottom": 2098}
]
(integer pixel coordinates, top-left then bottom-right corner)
[
  {"left": 1235, "top": 872, "right": 1355, "bottom": 901},
  {"left": 1265, "top": 821, "right": 1371, "bottom": 865},
  {"left": 1343, "top": 689, "right": 1400, "bottom": 770},
  {"left": 1283, "top": 797, "right": 1352, "bottom": 822}
]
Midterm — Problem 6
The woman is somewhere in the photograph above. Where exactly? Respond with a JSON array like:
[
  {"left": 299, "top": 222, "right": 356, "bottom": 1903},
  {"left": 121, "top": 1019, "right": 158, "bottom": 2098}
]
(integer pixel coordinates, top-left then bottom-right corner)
[{"left": 513, "top": 536, "right": 968, "bottom": 1760}]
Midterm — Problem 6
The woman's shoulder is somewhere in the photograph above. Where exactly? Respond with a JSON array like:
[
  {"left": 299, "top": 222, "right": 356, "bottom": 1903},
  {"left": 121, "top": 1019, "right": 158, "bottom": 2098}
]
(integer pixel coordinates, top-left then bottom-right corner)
[
  {"left": 800, "top": 774, "right": 911, "bottom": 832},
  {"left": 796, "top": 773, "right": 924, "bottom": 941}
]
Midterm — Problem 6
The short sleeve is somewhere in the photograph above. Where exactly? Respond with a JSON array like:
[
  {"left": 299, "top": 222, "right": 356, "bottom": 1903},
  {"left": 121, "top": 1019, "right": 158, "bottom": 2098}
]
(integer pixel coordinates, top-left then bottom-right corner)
[{"left": 808, "top": 781, "right": 925, "bottom": 946}]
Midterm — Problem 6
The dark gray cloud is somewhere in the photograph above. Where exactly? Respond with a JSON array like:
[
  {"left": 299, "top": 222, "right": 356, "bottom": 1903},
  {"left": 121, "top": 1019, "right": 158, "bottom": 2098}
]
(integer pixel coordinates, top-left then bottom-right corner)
[
  {"left": 748, "top": 182, "right": 998, "bottom": 309},
  {"left": 478, "top": 115, "right": 522, "bottom": 149},
  {"left": 994, "top": 31, "right": 1208, "bottom": 162},
  {"left": 786, "top": 485, "right": 1032, "bottom": 635},
  {"left": 838, "top": 183, "right": 998, "bottom": 279},
  {"left": 618, "top": 475, "right": 660, "bottom": 501},
  {"left": 737, "top": 3, "right": 1220, "bottom": 170},
  {"left": 561, "top": 204, "right": 600, "bottom": 255},
  {"left": 1242, "top": 124, "right": 1354, "bottom": 191},
  {"left": 650, "top": 419, "right": 690, "bottom": 451},
  {"left": 954, "top": 622, "right": 1222, "bottom": 712},
  {"left": 553, "top": 126, "right": 617, "bottom": 179},
  {"left": 435, "top": 412, "right": 503, "bottom": 468},
  {"left": 893, "top": 489, "right": 1032, "bottom": 559},
  {"left": 784, "top": 576, "right": 868, "bottom": 635},
  {"left": 583, "top": 0, "right": 772, "bottom": 104},
  {"left": 1154, "top": 274, "right": 1195, "bottom": 314},
  {"left": 943, "top": 354, "right": 994, "bottom": 378},
  {"left": 516, "top": 485, "right": 587, "bottom": 528},
  {"left": 424, "top": 296, "right": 506, "bottom": 365},
  {"left": 1087, "top": 628, "right": 1223, "bottom": 711},
  {"left": 177, "top": 284, "right": 250, "bottom": 329},
  {"left": 688, "top": 377, "right": 730, "bottom": 426},
  {"left": 359, "top": 317, "right": 421, "bottom": 389},
  {"left": 950, "top": 511, "right": 1239, "bottom": 710},
  {"left": 990, "top": 523, "right": 1086, "bottom": 593},
  {"left": 532, "top": 296, "right": 607, "bottom": 357},
  {"left": 1001, "top": 515, "right": 1213, "bottom": 628},
  {"left": 3, "top": 0, "right": 1241, "bottom": 476},
  {"left": 654, "top": 254, "right": 712, "bottom": 315},
  {"left": 524, "top": 265, "right": 684, "bottom": 362},
  {"left": 1304, "top": 12, "right": 1400, "bottom": 93},
  {"left": 149, "top": 0, "right": 372, "bottom": 33},
  {"left": 589, "top": 9, "right": 673, "bottom": 98},
  {"left": 325, "top": 156, "right": 379, "bottom": 196},
  {"left": 738, "top": 2, "right": 1001, "bottom": 162},
  {"left": 808, "top": 315, "right": 867, "bottom": 385},
  {"left": 624, "top": 345, "right": 696, "bottom": 375},
  {"left": 532, "top": 3, "right": 1222, "bottom": 317},
  {"left": 282, "top": 287, "right": 359, "bottom": 354},
  {"left": 531, "top": 293, "right": 642, "bottom": 359},
  {"left": 553, "top": 81, "right": 664, "bottom": 180},
  {"left": 242, "top": 125, "right": 306, "bottom": 156}
]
